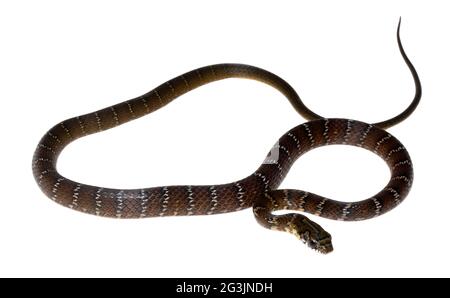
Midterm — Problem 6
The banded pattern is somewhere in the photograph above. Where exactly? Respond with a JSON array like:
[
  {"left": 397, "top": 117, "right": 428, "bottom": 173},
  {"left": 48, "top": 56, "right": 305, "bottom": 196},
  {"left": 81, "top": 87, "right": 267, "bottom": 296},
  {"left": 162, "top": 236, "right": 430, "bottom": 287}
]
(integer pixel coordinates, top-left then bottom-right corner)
[{"left": 33, "top": 63, "right": 309, "bottom": 218}]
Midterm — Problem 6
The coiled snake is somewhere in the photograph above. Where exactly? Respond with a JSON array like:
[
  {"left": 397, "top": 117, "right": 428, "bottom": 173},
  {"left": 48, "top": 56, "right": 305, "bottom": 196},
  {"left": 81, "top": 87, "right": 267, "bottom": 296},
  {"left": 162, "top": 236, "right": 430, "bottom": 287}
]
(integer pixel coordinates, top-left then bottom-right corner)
[{"left": 32, "top": 20, "right": 421, "bottom": 253}]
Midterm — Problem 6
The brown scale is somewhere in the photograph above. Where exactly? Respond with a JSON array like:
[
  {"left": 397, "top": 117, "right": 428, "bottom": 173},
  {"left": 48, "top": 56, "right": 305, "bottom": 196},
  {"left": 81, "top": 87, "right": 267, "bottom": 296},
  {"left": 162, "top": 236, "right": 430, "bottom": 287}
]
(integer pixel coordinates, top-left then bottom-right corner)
[{"left": 32, "top": 19, "right": 421, "bottom": 253}]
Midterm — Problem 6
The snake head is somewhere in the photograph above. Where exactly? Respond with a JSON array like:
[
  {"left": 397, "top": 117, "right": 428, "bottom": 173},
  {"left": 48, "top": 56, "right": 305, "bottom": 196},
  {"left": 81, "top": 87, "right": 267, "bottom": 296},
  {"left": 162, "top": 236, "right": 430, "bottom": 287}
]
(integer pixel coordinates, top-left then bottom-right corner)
[
  {"left": 302, "top": 230, "right": 333, "bottom": 254},
  {"left": 290, "top": 215, "right": 333, "bottom": 254}
]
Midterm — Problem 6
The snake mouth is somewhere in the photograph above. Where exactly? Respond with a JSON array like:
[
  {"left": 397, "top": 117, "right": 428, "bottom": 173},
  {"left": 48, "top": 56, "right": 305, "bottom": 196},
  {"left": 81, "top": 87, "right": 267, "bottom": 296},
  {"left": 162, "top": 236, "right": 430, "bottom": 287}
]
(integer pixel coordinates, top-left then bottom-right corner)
[
  {"left": 317, "top": 241, "right": 334, "bottom": 254},
  {"left": 308, "top": 237, "right": 333, "bottom": 254}
]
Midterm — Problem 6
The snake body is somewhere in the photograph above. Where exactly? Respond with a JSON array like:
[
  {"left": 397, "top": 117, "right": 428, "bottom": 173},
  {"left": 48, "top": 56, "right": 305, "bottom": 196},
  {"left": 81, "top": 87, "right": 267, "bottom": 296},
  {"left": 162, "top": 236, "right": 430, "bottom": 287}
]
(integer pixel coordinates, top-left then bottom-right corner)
[{"left": 32, "top": 20, "right": 421, "bottom": 253}]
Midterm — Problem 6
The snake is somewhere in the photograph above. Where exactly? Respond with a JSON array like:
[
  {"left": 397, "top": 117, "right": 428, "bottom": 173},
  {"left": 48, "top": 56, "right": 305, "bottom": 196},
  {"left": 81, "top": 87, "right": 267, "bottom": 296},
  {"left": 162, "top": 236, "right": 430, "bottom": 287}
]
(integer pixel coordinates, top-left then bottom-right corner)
[{"left": 32, "top": 19, "right": 421, "bottom": 253}]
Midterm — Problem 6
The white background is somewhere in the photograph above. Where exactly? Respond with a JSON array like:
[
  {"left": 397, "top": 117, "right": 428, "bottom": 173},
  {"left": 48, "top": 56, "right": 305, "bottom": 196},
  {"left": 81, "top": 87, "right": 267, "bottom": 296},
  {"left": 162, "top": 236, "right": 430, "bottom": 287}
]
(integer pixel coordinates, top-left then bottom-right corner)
[{"left": 1, "top": 0, "right": 448, "bottom": 277}]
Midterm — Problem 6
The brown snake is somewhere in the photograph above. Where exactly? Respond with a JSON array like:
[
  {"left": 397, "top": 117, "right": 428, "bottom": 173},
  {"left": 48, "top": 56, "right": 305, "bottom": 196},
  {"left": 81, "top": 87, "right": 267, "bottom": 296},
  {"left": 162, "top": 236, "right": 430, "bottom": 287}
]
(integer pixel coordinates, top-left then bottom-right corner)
[{"left": 32, "top": 20, "right": 421, "bottom": 253}]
